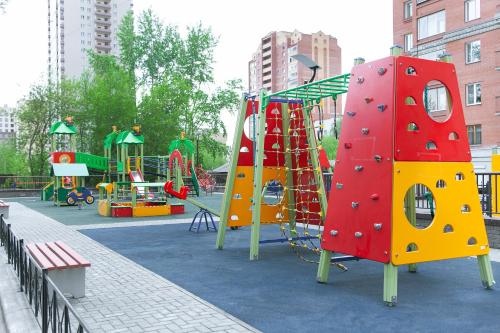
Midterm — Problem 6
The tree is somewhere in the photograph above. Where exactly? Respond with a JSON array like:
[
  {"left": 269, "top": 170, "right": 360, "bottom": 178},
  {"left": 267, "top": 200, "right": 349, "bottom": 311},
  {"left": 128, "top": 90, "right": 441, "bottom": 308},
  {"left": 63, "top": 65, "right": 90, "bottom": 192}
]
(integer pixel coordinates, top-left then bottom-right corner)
[
  {"left": 0, "top": 139, "right": 28, "bottom": 175},
  {"left": 17, "top": 84, "right": 59, "bottom": 175}
]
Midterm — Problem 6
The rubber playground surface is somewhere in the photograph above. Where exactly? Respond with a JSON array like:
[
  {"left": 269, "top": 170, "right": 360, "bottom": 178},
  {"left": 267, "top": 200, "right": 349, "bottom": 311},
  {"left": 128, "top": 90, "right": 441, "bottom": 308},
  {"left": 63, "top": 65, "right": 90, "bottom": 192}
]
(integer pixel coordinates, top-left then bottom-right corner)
[
  {"left": 81, "top": 223, "right": 500, "bottom": 332},
  {"left": 5, "top": 194, "right": 223, "bottom": 226}
]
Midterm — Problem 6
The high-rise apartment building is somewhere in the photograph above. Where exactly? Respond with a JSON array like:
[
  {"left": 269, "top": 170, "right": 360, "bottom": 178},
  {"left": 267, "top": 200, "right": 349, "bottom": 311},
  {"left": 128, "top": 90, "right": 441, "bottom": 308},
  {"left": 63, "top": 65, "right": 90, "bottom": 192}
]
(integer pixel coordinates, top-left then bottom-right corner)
[
  {"left": 0, "top": 105, "right": 18, "bottom": 143},
  {"left": 248, "top": 30, "right": 342, "bottom": 118},
  {"left": 393, "top": 0, "right": 499, "bottom": 155},
  {"left": 48, "top": 0, "right": 133, "bottom": 82}
]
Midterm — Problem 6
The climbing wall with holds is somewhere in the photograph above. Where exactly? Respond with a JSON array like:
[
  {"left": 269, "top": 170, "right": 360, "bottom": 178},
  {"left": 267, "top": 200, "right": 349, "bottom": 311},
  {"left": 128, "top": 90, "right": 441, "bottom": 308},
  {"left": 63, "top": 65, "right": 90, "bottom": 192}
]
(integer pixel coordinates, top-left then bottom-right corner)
[
  {"left": 321, "top": 57, "right": 396, "bottom": 263},
  {"left": 321, "top": 55, "right": 490, "bottom": 265}
]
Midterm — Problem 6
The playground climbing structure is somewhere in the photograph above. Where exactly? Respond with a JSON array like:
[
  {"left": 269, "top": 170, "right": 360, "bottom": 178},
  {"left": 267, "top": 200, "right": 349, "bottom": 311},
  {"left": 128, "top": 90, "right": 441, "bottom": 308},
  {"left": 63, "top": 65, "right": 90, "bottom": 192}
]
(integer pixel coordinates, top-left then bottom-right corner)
[
  {"left": 316, "top": 53, "right": 495, "bottom": 305},
  {"left": 216, "top": 74, "right": 349, "bottom": 260}
]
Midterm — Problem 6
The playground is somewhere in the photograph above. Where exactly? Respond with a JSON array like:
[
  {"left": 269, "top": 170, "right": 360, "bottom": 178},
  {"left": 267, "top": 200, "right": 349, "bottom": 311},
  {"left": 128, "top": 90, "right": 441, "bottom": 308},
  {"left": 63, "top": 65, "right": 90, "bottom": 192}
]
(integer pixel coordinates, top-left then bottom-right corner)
[{"left": 2, "top": 51, "right": 500, "bottom": 332}]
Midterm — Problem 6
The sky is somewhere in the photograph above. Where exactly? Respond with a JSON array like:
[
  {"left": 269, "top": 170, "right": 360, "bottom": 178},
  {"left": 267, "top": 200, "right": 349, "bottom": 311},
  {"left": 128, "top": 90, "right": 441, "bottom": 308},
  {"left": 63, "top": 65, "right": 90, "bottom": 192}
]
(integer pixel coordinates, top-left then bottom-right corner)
[{"left": 0, "top": 0, "right": 393, "bottom": 142}]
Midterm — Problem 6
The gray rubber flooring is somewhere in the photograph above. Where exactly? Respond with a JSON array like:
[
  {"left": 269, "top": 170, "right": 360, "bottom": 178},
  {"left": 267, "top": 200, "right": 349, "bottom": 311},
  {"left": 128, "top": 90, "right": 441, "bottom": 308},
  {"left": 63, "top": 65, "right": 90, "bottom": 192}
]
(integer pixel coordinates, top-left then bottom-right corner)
[{"left": 81, "top": 223, "right": 500, "bottom": 333}]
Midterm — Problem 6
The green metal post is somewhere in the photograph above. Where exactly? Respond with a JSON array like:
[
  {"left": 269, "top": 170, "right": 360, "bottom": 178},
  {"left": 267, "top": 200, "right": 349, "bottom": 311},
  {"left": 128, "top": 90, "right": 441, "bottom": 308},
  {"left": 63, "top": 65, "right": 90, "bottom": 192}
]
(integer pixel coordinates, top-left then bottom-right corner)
[
  {"left": 249, "top": 89, "right": 268, "bottom": 260},
  {"left": 140, "top": 144, "right": 144, "bottom": 176},
  {"left": 302, "top": 100, "right": 328, "bottom": 221},
  {"left": 316, "top": 249, "right": 331, "bottom": 283},
  {"left": 216, "top": 94, "right": 248, "bottom": 250},
  {"left": 132, "top": 186, "right": 137, "bottom": 207},
  {"left": 280, "top": 103, "right": 296, "bottom": 234},
  {"left": 390, "top": 45, "right": 403, "bottom": 56},
  {"left": 405, "top": 187, "right": 417, "bottom": 272},
  {"left": 383, "top": 263, "right": 398, "bottom": 306},
  {"left": 477, "top": 254, "right": 496, "bottom": 289}
]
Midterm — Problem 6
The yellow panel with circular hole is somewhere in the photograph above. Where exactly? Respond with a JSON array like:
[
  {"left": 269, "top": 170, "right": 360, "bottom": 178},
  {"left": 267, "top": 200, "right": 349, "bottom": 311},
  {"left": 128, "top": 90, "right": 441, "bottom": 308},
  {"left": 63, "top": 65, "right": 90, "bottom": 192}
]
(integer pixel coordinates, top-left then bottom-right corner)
[
  {"left": 227, "top": 166, "right": 289, "bottom": 227},
  {"left": 492, "top": 154, "right": 500, "bottom": 217},
  {"left": 391, "top": 161, "right": 489, "bottom": 265}
]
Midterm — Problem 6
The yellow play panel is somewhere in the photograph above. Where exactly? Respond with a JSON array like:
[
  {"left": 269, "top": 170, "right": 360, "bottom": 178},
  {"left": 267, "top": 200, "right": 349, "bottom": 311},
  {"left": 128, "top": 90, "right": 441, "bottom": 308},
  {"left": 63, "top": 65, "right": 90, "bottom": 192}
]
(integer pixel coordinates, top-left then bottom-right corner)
[
  {"left": 227, "top": 166, "right": 289, "bottom": 227},
  {"left": 392, "top": 161, "right": 489, "bottom": 265}
]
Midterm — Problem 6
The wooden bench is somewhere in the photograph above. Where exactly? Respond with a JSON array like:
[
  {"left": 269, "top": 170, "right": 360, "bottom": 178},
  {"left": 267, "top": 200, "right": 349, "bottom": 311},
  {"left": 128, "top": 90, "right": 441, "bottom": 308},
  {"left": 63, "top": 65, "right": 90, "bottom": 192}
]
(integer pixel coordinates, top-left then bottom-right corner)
[
  {"left": 0, "top": 200, "right": 9, "bottom": 219},
  {"left": 26, "top": 241, "right": 91, "bottom": 298}
]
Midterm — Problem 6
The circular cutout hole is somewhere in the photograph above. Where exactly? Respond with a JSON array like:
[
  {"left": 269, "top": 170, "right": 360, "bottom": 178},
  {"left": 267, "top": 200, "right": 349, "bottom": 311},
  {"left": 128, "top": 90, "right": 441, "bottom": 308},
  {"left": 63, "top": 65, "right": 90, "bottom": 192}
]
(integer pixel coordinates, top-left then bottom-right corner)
[
  {"left": 406, "top": 243, "right": 418, "bottom": 252},
  {"left": 443, "top": 224, "right": 454, "bottom": 233},
  {"left": 426, "top": 141, "right": 438, "bottom": 150},
  {"left": 240, "top": 146, "right": 249, "bottom": 153},
  {"left": 406, "top": 67, "right": 417, "bottom": 75},
  {"left": 455, "top": 172, "right": 465, "bottom": 180},
  {"left": 423, "top": 80, "right": 452, "bottom": 123},
  {"left": 468, "top": 237, "right": 477, "bottom": 245},
  {"left": 407, "top": 122, "right": 419, "bottom": 131},
  {"left": 404, "top": 184, "right": 436, "bottom": 229},
  {"left": 230, "top": 215, "right": 239, "bottom": 221},
  {"left": 461, "top": 204, "right": 471, "bottom": 213},
  {"left": 243, "top": 116, "right": 267, "bottom": 141},
  {"left": 263, "top": 180, "right": 284, "bottom": 206},
  {"left": 448, "top": 132, "right": 459, "bottom": 140},
  {"left": 436, "top": 180, "right": 446, "bottom": 188},
  {"left": 405, "top": 96, "right": 417, "bottom": 105}
]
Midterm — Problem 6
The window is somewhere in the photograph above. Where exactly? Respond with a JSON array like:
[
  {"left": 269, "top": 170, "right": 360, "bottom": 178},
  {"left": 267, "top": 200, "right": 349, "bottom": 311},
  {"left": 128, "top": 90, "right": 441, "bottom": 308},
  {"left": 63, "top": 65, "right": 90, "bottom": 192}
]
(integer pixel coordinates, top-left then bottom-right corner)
[
  {"left": 425, "top": 86, "right": 448, "bottom": 112},
  {"left": 404, "top": 1, "right": 413, "bottom": 20},
  {"left": 467, "top": 125, "right": 482, "bottom": 145},
  {"left": 466, "top": 82, "right": 481, "bottom": 105},
  {"left": 465, "top": 0, "right": 480, "bottom": 22},
  {"left": 418, "top": 10, "right": 446, "bottom": 40},
  {"left": 465, "top": 40, "right": 480, "bottom": 64},
  {"left": 404, "top": 33, "right": 413, "bottom": 51}
]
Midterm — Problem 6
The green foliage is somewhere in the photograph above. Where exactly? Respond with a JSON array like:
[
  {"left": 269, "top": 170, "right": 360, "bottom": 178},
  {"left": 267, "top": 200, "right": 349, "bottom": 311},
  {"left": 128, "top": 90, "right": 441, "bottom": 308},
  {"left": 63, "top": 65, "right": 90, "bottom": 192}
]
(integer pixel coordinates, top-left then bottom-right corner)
[
  {"left": 0, "top": 139, "right": 28, "bottom": 175},
  {"left": 15, "top": 9, "right": 240, "bottom": 175},
  {"left": 321, "top": 136, "right": 339, "bottom": 161}
]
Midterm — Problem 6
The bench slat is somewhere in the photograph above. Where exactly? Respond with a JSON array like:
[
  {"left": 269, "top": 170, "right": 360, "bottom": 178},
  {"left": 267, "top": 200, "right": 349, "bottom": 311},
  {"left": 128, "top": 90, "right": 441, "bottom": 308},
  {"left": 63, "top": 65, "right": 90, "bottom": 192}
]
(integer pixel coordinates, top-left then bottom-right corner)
[
  {"left": 55, "top": 241, "right": 91, "bottom": 267},
  {"left": 45, "top": 242, "right": 80, "bottom": 268},
  {"left": 26, "top": 244, "right": 56, "bottom": 270},
  {"left": 36, "top": 243, "right": 66, "bottom": 268}
]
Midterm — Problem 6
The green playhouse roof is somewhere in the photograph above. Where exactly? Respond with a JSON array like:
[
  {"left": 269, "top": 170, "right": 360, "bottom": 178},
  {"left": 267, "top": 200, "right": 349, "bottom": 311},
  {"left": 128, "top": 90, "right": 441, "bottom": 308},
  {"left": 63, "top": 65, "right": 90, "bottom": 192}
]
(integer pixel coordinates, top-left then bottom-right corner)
[
  {"left": 116, "top": 130, "right": 144, "bottom": 145},
  {"left": 49, "top": 121, "right": 77, "bottom": 135},
  {"left": 168, "top": 138, "right": 194, "bottom": 155},
  {"left": 104, "top": 130, "right": 119, "bottom": 149}
]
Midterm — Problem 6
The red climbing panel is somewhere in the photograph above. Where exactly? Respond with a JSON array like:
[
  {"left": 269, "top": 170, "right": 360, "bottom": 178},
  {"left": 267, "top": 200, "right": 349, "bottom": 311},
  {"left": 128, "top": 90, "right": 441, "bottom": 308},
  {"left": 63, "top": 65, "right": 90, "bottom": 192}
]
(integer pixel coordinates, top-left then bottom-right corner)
[
  {"left": 321, "top": 57, "right": 396, "bottom": 263},
  {"left": 394, "top": 56, "right": 471, "bottom": 162}
]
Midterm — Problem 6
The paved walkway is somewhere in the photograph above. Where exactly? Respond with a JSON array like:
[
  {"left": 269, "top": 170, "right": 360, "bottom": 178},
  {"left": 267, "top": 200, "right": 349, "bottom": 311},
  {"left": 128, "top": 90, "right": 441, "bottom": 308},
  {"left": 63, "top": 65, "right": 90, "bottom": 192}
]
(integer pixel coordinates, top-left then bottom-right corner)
[{"left": 2, "top": 202, "right": 257, "bottom": 333}]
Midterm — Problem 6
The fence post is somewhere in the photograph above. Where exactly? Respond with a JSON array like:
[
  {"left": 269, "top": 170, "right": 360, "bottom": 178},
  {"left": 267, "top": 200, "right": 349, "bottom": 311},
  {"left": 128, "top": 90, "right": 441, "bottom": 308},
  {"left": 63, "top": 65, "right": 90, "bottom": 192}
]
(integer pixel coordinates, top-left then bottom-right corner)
[
  {"left": 42, "top": 270, "right": 49, "bottom": 333},
  {"left": 19, "top": 239, "right": 24, "bottom": 292},
  {"left": 7, "top": 224, "right": 11, "bottom": 264}
]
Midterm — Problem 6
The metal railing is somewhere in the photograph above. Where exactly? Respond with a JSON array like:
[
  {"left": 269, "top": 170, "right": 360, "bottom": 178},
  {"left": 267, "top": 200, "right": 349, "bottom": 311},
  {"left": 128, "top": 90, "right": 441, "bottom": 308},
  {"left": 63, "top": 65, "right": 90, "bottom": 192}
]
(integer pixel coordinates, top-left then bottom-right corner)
[
  {"left": 0, "top": 215, "right": 91, "bottom": 333},
  {"left": 0, "top": 176, "right": 51, "bottom": 191},
  {"left": 476, "top": 172, "right": 500, "bottom": 217}
]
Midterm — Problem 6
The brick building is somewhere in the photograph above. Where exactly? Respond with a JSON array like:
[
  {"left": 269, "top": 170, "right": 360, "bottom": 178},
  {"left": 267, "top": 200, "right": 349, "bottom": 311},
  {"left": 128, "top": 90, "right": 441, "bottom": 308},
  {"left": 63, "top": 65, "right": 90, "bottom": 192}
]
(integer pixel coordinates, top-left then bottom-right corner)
[
  {"left": 248, "top": 30, "right": 342, "bottom": 119},
  {"left": 393, "top": 0, "right": 500, "bottom": 161}
]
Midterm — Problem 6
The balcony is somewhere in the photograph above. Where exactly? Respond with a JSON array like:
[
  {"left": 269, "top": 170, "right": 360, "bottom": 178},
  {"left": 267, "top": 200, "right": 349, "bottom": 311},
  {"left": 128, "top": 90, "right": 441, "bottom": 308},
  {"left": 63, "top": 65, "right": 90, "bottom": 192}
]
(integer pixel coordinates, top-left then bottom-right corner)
[
  {"left": 95, "top": 44, "right": 111, "bottom": 51},
  {"left": 95, "top": 2, "right": 111, "bottom": 10},
  {"left": 96, "top": 18, "right": 111, "bottom": 26},
  {"left": 95, "top": 11, "right": 111, "bottom": 19},
  {"left": 95, "top": 27, "right": 110, "bottom": 34},
  {"left": 95, "top": 35, "right": 111, "bottom": 43}
]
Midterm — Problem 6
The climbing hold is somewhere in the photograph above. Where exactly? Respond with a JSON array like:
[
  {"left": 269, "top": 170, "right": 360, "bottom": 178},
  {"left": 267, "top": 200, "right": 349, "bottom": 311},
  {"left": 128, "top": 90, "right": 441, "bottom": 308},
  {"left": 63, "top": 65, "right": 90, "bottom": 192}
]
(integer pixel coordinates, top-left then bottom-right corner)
[
  {"left": 336, "top": 183, "right": 344, "bottom": 189},
  {"left": 344, "top": 143, "right": 352, "bottom": 149},
  {"left": 374, "top": 223, "right": 382, "bottom": 230},
  {"left": 330, "top": 230, "right": 338, "bottom": 236},
  {"left": 355, "top": 232, "right": 363, "bottom": 238},
  {"left": 361, "top": 128, "right": 369, "bottom": 135},
  {"left": 354, "top": 165, "right": 364, "bottom": 172},
  {"left": 352, "top": 202, "right": 359, "bottom": 208},
  {"left": 370, "top": 193, "right": 380, "bottom": 200},
  {"left": 377, "top": 67, "right": 387, "bottom": 75},
  {"left": 374, "top": 155, "right": 382, "bottom": 162},
  {"left": 346, "top": 111, "right": 356, "bottom": 117},
  {"left": 377, "top": 104, "right": 387, "bottom": 112},
  {"left": 357, "top": 77, "right": 365, "bottom": 84},
  {"left": 365, "top": 97, "right": 374, "bottom": 104}
]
